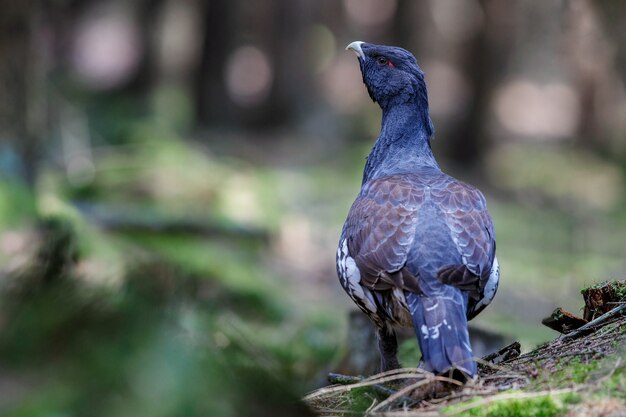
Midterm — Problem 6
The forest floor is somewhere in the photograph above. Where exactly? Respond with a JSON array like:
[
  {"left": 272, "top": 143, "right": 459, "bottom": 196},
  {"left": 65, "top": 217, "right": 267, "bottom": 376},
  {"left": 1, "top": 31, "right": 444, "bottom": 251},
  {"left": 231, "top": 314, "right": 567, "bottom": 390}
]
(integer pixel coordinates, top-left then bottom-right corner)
[{"left": 305, "top": 289, "right": 626, "bottom": 417}]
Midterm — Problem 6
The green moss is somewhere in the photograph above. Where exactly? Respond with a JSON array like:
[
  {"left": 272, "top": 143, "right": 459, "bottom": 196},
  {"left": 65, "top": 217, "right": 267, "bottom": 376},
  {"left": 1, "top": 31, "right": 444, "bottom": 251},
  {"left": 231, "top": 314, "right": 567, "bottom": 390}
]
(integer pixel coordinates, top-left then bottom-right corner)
[
  {"left": 595, "top": 358, "right": 626, "bottom": 400},
  {"left": 446, "top": 395, "right": 564, "bottom": 417},
  {"left": 568, "top": 361, "right": 600, "bottom": 384},
  {"left": 612, "top": 281, "right": 626, "bottom": 300},
  {"left": 442, "top": 354, "right": 625, "bottom": 417},
  {"left": 552, "top": 308, "right": 564, "bottom": 320},
  {"left": 605, "top": 370, "right": 626, "bottom": 399},
  {"left": 581, "top": 280, "right": 626, "bottom": 296},
  {"left": 343, "top": 387, "right": 388, "bottom": 415},
  {"left": 546, "top": 357, "right": 600, "bottom": 386}
]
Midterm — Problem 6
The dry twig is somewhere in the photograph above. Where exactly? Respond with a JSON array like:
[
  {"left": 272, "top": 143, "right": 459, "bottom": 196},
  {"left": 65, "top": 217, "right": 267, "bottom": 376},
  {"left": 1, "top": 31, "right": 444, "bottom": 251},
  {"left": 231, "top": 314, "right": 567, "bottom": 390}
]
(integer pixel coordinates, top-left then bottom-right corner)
[{"left": 561, "top": 304, "right": 626, "bottom": 341}]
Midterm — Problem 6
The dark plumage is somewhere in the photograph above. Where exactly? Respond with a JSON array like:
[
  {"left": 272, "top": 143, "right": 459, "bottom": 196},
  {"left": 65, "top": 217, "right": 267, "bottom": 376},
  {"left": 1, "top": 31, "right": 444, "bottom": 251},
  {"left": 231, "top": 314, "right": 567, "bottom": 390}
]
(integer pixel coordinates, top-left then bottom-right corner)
[{"left": 336, "top": 42, "right": 499, "bottom": 380}]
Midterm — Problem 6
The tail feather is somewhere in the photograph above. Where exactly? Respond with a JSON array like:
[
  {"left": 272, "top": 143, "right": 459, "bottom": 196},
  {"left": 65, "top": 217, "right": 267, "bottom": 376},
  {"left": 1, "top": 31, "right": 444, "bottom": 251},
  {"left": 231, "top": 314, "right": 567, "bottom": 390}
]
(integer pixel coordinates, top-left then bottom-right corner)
[{"left": 405, "top": 289, "right": 476, "bottom": 378}]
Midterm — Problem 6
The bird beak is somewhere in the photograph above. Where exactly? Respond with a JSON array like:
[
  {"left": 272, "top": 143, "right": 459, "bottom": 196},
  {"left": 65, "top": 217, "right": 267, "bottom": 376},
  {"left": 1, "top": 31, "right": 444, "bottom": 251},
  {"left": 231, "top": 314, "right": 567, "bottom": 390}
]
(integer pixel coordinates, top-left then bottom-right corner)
[{"left": 346, "top": 41, "right": 365, "bottom": 59}]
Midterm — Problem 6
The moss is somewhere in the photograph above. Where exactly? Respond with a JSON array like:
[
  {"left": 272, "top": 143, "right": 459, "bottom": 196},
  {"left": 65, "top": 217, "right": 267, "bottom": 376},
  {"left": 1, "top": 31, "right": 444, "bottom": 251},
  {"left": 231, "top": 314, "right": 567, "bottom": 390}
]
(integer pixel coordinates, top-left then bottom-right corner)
[
  {"left": 548, "top": 357, "right": 600, "bottom": 385},
  {"left": 595, "top": 358, "right": 626, "bottom": 400},
  {"left": 446, "top": 395, "right": 564, "bottom": 417},
  {"left": 581, "top": 280, "right": 626, "bottom": 298},
  {"left": 343, "top": 387, "right": 388, "bottom": 415},
  {"left": 606, "top": 372, "right": 626, "bottom": 400},
  {"left": 612, "top": 281, "right": 626, "bottom": 300}
]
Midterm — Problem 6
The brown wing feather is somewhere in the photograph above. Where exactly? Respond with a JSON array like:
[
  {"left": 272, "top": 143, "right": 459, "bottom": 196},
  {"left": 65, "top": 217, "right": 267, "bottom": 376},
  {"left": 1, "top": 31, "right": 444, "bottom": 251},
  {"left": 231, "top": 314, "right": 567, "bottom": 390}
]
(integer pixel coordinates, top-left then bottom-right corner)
[
  {"left": 345, "top": 175, "right": 424, "bottom": 293},
  {"left": 431, "top": 179, "right": 495, "bottom": 297}
]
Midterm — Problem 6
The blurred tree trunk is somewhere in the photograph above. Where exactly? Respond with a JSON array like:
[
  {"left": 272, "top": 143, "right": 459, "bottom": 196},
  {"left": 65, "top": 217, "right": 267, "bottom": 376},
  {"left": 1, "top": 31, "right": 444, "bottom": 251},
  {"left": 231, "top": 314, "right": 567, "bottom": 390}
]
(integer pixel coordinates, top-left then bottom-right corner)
[
  {"left": 125, "top": 0, "right": 164, "bottom": 95},
  {"left": 0, "top": 0, "right": 44, "bottom": 187},
  {"left": 265, "top": 0, "right": 315, "bottom": 127},
  {"left": 194, "top": 0, "right": 234, "bottom": 127},
  {"left": 409, "top": 0, "right": 515, "bottom": 170},
  {"left": 446, "top": 0, "right": 516, "bottom": 169},
  {"left": 443, "top": 8, "right": 492, "bottom": 168},
  {"left": 594, "top": 2, "right": 626, "bottom": 87},
  {"left": 391, "top": 0, "right": 417, "bottom": 50},
  {"left": 195, "top": 0, "right": 315, "bottom": 130},
  {"left": 582, "top": 1, "right": 626, "bottom": 159}
]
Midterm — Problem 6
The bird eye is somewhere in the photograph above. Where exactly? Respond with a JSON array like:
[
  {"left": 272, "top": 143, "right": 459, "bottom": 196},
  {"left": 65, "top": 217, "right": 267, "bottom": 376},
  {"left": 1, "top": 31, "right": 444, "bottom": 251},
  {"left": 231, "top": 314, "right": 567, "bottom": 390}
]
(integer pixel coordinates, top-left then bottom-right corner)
[{"left": 376, "top": 56, "right": 388, "bottom": 65}]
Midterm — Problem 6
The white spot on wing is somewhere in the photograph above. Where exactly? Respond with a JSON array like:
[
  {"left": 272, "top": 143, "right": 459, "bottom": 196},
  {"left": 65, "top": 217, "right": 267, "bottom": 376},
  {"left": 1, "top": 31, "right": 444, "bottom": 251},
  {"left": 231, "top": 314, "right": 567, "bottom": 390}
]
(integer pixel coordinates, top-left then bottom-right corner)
[
  {"left": 429, "top": 323, "right": 443, "bottom": 339},
  {"left": 345, "top": 256, "right": 358, "bottom": 284},
  {"left": 343, "top": 251, "right": 377, "bottom": 313},
  {"left": 475, "top": 256, "right": 500, "bottom": 310}
]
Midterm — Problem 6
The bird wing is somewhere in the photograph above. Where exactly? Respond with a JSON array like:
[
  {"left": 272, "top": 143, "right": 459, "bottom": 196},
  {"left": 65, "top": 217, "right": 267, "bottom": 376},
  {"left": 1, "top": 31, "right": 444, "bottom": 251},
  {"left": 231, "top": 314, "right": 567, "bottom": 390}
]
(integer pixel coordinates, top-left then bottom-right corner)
[
  {"left": 344, "top": 173, "right": 495, "bottom": 304},
  {"left": 344, "top": 175, "right": 425, "bottom": 294},
  {"left": 431, "top": 177, "right": 496, "bottom": 305}
]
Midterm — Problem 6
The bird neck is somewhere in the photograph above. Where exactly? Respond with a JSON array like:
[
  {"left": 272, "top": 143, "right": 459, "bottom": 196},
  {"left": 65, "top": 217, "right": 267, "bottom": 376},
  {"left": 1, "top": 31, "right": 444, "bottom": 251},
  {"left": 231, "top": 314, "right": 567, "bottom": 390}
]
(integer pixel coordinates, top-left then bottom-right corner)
[{"left": 362, "top": 102, "right": 439, "bottom": 184}]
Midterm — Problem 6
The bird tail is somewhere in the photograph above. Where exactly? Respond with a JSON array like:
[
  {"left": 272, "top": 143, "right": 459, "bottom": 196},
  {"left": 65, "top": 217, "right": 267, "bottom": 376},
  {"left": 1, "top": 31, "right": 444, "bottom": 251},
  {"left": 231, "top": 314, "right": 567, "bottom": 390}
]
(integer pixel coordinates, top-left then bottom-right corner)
[{"left": 405, "top": 290, "right": 476, "bottom": 380}]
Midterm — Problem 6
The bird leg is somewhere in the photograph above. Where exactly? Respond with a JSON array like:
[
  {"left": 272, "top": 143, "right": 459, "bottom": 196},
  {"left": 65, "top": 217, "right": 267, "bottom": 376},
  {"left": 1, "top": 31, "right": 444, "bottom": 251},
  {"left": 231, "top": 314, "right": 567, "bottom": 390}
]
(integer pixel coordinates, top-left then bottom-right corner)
[{"left": 377, "top": 326, "right": 401, "bottom": 372}]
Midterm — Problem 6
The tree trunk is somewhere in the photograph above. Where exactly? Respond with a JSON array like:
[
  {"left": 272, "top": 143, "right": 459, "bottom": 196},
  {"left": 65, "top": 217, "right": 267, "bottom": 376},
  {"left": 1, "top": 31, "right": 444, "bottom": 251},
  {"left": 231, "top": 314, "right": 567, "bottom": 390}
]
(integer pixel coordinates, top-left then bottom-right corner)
[{"left": 0, "top": 0, "right": 45, "bottom": 187}]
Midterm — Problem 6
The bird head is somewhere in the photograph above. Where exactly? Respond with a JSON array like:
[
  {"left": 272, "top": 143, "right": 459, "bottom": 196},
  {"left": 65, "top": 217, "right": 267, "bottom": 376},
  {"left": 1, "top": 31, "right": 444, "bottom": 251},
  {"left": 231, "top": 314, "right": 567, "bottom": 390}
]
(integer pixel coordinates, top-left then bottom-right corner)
[{"left": 346, "top": 41, "right": 428, "bottom": 110}]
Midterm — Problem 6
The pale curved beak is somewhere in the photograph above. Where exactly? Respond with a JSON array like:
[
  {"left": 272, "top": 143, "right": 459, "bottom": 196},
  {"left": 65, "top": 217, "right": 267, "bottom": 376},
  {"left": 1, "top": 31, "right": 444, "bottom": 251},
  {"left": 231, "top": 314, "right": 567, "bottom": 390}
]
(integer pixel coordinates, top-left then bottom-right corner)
[{"left": 346, "top": 41, "right": 365, "bottom": 59}]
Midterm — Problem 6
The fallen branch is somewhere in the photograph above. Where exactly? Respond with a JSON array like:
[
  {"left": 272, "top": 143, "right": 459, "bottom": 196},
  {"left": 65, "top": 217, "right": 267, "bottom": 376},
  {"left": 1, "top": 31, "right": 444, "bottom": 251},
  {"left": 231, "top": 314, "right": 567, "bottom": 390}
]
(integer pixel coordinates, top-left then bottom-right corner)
[
  {"left": 480, "top": 341, "right": 521, "bottom": 366},
  {"left": 305, "top": 368, "right": 430, "bottom": 401},
  {"left": 328, "top": 372, "right": 362, "bottom": 385},
  {"left": 541, "top": 308, "right": 587, "bottom": 333},
  {"left": 370, "top": 375, "right": 462, "bottom": 413},
  {"left": 561, "top": 304, "right": 626, "bottom": 341}
]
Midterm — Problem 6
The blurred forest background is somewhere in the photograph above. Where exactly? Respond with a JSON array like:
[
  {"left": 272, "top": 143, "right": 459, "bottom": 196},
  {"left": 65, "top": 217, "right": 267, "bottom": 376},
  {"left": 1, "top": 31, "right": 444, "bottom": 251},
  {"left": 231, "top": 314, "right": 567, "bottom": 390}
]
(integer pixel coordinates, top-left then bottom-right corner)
[{"left": 1, "top": 0, "right": 625, "bottom": 415}]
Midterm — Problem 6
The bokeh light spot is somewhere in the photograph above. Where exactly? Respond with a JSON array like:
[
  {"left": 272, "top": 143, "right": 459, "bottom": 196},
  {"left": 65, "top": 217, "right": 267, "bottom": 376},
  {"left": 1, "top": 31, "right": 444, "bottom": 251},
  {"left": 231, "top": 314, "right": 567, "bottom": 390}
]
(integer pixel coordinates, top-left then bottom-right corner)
[
  {"left": 72, "top": 5, "right": 140, "bottom": 90},
  {"left": 423, "top": 60, "right": 471, "bottom": 117},
  {"left": 343, "top": 0, "right": 397, "bottom": 28},
  {"left": 429, "top": 0, "right": 484, "bottom": 43},
  {"left": 321, "top": 55, "right": 367, "bottom": 114},
  {"left": 494, "top": 80, "right": 580, "bottom": 139},
  {"left": 225, "top": 46, "right": 273, "bottom": 107}
]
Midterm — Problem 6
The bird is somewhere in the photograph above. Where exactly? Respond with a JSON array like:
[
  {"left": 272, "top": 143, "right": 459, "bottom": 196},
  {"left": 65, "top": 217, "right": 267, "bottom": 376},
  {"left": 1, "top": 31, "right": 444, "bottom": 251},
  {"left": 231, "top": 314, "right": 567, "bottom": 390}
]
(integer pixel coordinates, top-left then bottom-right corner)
[{"left": 336, "top": 41, "right": 499, "bottom": 381}]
